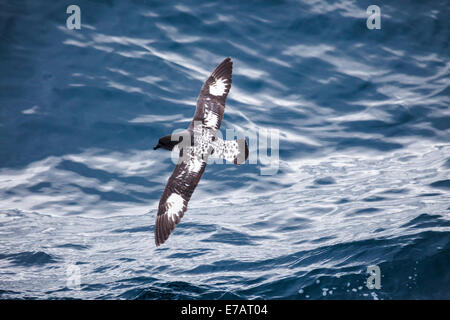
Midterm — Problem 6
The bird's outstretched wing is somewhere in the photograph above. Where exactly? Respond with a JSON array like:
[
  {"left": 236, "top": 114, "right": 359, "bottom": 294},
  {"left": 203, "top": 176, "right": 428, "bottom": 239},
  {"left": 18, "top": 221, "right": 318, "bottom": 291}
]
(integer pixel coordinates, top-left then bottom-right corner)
[
  {"left": 155, "top": 151, "right": 207, "bottom": 246},
  {"left": 189, "top": 57, "right": 233, "bottom": 132}
]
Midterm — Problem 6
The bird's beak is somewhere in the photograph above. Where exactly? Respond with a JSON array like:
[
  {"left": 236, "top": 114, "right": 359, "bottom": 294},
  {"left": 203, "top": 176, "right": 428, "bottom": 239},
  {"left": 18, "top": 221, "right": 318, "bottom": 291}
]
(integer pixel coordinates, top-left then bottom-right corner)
[{"left": 153, "top": 144, "right": 161, "bottom": 150}]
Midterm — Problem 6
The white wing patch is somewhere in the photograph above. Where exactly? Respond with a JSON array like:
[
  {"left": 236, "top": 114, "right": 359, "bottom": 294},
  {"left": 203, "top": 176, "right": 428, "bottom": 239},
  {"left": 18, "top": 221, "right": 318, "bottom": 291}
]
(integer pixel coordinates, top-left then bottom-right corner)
[
  {"left": 204, "top": 108, "right": 219, "bottom": 129},
  {"left": 209, "top": 77, "right": 227, "bottom": 96},
  {"left": 166, "top": 193, "right": 185, "bottom": 222},
  {"left": 186, "top": 156, "right": 203, "bottom": 173}
]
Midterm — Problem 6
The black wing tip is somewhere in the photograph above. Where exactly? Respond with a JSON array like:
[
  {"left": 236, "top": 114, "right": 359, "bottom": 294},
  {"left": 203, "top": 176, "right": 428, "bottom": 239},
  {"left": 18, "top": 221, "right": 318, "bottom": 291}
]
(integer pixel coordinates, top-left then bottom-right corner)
[
  {"left": 212, "top": 57, "right": 233, "bottom": 80},
  {"left": 155, "top": 239, "right": 164, "bottom": 247},
  {"left": 154, "top": 214, "right": 174, "bottom": 247},
  {"left": 218, "top": 57, "right": 232, "bottom": 64},
  {"left": 221, "top": 57, "right": 233, "bottom": 69},
  {"left": 155, "top": 207, "right": 187, "bottom": 246}
]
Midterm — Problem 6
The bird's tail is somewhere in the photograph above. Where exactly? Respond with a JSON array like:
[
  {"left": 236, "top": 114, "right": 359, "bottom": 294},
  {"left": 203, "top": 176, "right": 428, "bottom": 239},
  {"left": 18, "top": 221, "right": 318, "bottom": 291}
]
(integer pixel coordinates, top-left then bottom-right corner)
[
  {"left": 210, "top": 137, "right": 248, "bottom": 165},
  {"left": 234, "top": 138, "right": 249, "bottom": 165}
]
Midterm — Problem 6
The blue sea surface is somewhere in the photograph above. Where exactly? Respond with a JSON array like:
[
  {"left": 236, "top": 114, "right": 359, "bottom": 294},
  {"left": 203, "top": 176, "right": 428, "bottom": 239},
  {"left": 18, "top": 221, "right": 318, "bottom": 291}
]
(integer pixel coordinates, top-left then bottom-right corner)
[{"left": 0, "top": 0, "right": 449, "bottom": 299}]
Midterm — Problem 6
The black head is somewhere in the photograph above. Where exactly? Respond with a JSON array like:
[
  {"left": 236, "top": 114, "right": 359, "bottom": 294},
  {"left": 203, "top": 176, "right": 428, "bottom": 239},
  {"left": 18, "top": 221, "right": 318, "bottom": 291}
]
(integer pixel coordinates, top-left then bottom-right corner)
[{"left": 153, "top": 134, "right": 183, "bottom": 151}]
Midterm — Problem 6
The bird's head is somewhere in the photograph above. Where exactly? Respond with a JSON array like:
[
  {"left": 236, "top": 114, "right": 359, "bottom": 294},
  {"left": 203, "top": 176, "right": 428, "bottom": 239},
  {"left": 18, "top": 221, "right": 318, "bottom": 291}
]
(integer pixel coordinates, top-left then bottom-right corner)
[{"left": 153, "top": 134, "right": 183, "bottom": 151}]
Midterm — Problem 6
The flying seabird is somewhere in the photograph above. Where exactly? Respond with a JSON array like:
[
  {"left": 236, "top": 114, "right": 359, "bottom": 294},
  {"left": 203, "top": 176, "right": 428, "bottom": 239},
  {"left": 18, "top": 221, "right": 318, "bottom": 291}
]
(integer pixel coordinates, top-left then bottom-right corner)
[{"left": 153, "top": 57, "right": 249, "bottom": 246}]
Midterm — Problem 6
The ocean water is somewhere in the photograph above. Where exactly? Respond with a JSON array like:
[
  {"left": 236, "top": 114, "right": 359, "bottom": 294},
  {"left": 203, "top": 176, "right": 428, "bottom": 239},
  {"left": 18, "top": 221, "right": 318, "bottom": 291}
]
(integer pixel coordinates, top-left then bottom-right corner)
[{"left": 0, "top": 0, "right": 449, "bottom": 300}]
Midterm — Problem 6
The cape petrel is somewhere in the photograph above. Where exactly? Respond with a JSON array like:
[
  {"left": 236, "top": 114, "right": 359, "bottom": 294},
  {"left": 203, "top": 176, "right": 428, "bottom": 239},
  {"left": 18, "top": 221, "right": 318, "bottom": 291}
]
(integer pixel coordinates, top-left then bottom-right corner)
[{"left": 153, "top": 57, "right": 249, "bottom": 246}]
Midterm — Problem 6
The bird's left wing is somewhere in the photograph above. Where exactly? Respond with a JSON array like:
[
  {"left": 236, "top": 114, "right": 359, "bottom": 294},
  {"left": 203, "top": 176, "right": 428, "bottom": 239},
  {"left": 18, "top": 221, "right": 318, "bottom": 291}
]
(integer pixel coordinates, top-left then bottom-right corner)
[{"left": 154, "top": 151, "right": 207, "bottom": 246}]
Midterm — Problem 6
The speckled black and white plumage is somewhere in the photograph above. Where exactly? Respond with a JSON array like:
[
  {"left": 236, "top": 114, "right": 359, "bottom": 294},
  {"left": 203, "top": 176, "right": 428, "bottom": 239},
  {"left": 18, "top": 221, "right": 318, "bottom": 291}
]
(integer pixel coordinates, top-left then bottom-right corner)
[
  {"left": 155, "top": 57, "right": 248, "bottom": 247},
  {"left": 211, "top": 137, "right": 249, "bottom": 165}
]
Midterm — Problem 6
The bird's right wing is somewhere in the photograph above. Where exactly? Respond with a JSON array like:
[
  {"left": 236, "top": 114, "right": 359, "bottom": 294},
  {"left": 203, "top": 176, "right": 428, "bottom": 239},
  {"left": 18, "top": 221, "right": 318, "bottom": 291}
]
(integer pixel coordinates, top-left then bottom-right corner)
[
  {"left": 154, "top": 151, "right": 207, "bottom": 246},
  {"left": 190, "top": 57, "right": 233, "bottom": 132}
]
